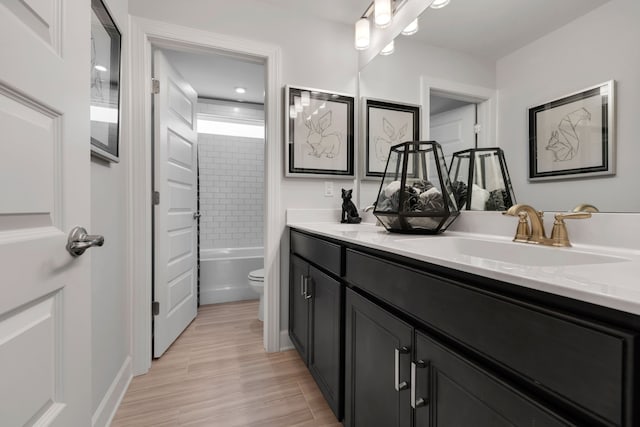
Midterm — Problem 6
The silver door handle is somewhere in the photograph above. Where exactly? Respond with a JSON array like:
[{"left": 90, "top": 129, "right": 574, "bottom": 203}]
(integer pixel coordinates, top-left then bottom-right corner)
[
  {"left": 67, "top": 226, "right": 104, "bottom": 257},
  {"left": 304, "top": 277, "right": 312, "bottom": 300},
  {"left": 193, "top": 211, "right": 201, "bottom": 220},
  {"left": 300, "top": 275, "right": 305, "bottom": 296},
  {"left": 394, "top": 347, "right": 409, "bottom": 391},
  {"left": 411, "top": 360, "right": 428, "bottom": 409}
]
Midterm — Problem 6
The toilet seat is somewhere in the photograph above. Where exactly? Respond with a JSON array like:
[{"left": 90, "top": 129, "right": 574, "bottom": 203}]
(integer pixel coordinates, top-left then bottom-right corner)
[{"left": 248, "top": 268, "right": 264, "bottom": 282}]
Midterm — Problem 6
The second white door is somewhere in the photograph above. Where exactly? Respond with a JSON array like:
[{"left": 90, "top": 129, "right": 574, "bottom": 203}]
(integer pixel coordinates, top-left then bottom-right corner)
[{"left": 153, "top": 50, "right": 199, "bottom": 358}]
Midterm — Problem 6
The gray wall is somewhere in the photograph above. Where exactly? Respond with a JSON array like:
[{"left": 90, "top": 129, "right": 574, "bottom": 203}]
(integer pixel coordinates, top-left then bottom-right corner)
[{"left": 91, "top": 0, "right": 130, "bottom": 422}]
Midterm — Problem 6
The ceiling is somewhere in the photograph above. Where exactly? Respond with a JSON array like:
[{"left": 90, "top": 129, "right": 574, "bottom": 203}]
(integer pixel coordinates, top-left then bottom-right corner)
[
  {"left": 259, "top": 0, "right": 372, "bottom": 25},
  {"left": 414, "top": 0, "right": 610, "bottom": 60},
  {"left": 160, "top": 0, "right": 610, "bottom": 102},
  {"left": 161, "top": 49, "right": 266, "bottom": 104}
]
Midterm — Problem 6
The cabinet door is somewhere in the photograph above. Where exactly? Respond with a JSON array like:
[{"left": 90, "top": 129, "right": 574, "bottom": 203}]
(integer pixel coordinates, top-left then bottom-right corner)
[
  {"left": 289, "top": 254, "right": 309, "bottom": 363},
  {"left": 345, "top": 288, "right": 412, "bottom": 427},
  {"left": 413, "top": 331, "right": 575, "bottom": 427},
  {"left": 308, "top": 265, "right": 343, "bottom": 419}
]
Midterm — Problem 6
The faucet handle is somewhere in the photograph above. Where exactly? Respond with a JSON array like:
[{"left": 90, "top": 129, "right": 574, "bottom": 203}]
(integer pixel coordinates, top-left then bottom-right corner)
[
  {"left": 550, "top": 212, "right": 592, "bottom": 247},
  {"left": 514, "top": 211, "right": 531, "bottom": 242}
]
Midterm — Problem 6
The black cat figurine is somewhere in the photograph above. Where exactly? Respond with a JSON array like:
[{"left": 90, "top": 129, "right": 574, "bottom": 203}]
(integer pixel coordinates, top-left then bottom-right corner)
[{"left": 341, "top": 188, "right": 362, "bottom": 224}]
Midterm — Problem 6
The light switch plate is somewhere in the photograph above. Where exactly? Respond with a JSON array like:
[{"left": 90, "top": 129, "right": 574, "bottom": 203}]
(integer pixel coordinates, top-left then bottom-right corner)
[{"left": 324, "top": 181, "right": 334, "bottom": 197}]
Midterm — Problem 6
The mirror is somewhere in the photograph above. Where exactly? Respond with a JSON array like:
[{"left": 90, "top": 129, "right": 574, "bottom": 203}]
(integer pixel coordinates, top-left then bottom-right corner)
[{"left": 358, "top": 0, "right": 640, "bottom": 212}]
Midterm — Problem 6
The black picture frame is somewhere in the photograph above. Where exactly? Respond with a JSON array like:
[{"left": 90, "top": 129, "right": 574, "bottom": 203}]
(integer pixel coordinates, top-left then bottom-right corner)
[
  {"left": 90, "top": 0, "right": 122, "bottom": 163},
  {"left": 364, "top": 98, "right": 420, "bottom": 178},
  {"left": 285, "top": 85, "right": 355, "bottom": 178},
  {"left": 528, "top": 80, "right": 615, "bottom": 181}
]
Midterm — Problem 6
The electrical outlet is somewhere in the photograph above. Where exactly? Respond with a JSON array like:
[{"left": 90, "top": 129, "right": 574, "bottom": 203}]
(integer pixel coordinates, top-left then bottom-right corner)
[{"left": 324, "top": 181, "right": 334, "bottom": 197}]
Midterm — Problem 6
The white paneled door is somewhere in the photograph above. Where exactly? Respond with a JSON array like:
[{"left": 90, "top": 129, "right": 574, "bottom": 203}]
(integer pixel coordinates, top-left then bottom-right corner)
[
  {"left": 430, "top": 103, "right": 476, "bottom": 164},
  {"left": 0, "top": 0, "right": 92, "bottom": 426},
  {"left": 153, "top": 50, "right": 199, "bottom": 358}
]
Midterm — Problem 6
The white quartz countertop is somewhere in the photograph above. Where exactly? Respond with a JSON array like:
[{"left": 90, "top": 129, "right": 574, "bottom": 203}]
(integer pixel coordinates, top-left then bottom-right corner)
[{"left": 287, "top": 219, "right": 640, "bottom": 316}]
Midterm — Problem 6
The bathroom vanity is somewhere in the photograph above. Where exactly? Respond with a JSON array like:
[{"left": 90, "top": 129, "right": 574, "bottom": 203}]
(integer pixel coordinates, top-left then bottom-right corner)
[{"left": 288, "top": 221, "right": 640, "bottom": 426}]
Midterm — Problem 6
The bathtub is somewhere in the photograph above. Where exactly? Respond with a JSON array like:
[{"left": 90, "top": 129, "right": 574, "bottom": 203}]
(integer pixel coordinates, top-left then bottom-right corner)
[{"left": 199, "top": 247, "right": 264, "bottom": 305}]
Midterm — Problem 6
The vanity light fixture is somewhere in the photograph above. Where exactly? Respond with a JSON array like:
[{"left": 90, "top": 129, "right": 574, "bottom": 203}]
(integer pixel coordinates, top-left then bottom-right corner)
[
  {"left": 380, "top": 40, "right": 395, "bottom": 55},
  {"left": 401, "top": 18, "right": 418, "bottom": 36},
  {"left": 94, "top": 64, "right": 107, "bottom": 72},
  {"left": 374, "top": 0, "right": 392, "bottom": 28},
  {"left": 355, "top": 18, "right": 370, "bottom": 50},
  {"left": 294, "top": 96, "right": 303, "bottom": 113},
  {"left": 235, "top": 87, "right": 246, "bottom": 94},
  {"left": 430, "top": 0, "right": 450, "bottom": 9},
  {"left": 301, "top": 91, "right": 311, "bottom": 107}
]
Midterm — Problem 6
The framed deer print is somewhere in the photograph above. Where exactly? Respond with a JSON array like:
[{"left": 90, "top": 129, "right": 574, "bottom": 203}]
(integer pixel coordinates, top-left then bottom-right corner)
[
  {"left": 528, "top": 81, "right": 615, "bottom": 181},
  {"left": 364, "top": 98, "right": 420, "bottom": 178},
  {"left": 285, "top": 85, "right": 354, "bottom": 178}
]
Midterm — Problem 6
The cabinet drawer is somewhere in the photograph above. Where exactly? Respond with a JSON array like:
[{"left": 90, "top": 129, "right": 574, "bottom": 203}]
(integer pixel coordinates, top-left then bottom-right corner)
[
  {"left": 291, "top": 230, "right": 341, "bottom": 276},
  {"left": 346, "top": 249, "right": 636, "bottom": 426}
]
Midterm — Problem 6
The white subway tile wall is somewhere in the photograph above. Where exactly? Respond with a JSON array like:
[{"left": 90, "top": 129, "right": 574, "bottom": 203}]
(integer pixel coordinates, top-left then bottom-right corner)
[{"left": 198, "top": 101, "right": 264, "bottom": 249}]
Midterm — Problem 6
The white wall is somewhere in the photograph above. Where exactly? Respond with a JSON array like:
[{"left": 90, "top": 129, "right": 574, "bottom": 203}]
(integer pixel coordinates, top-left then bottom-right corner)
[
  {"left": 496, "top": 0, "right": 640, "bottom": 212},
  {"left": 91, "top": 0, "right": 131, "bottom": 424},
  {"left": 128, "top": 0, "right": 359, "bottom": 341}
]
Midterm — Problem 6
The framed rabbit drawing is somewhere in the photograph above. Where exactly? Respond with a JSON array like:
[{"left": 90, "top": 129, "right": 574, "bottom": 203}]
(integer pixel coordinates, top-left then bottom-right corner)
[
  {"left": 364, "top": 98, "right": 420, "bottom": 178},
  {"left": 285, "top": 85, "right": 355, "bottom": 178}
]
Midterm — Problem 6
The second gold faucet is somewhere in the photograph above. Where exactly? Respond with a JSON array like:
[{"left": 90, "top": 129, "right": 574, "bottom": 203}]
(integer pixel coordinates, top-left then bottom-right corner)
[{"left": 503, "top": 204, "right": 591, "bottom": 247}]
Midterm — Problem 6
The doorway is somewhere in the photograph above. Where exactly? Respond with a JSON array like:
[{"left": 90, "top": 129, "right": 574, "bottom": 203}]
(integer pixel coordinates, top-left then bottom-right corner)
[
  {"left": 129, "top": 18, "right": 282, "bottom": 375},
  {"left": 151, "top": 46, "right": 267, "bottom": 358}
]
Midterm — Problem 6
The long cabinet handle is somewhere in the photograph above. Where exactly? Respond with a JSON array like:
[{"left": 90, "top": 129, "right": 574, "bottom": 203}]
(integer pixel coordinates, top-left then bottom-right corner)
[
  {"left": 411, "top": 360, "right": 428, "bottom": 409},
  {"left": 394, "top": 347, "right": 410, "bottom": 391},
  {"left": 300, "top": 275, "right": 305, "bottom": 297},
  {"left": 304, "top": 277, "right": 312, "bottom": 299}
]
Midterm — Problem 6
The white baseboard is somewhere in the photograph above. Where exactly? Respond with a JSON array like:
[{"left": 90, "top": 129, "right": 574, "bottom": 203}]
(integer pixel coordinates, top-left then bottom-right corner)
[
  {"left": 279, "top": 330, "right": 293, "bottom": 351},
  {"left": 200, "top": 286, "right": 258, "bottom": 305},
  {"left": 92, "top": 356, "right": 132, "bottom": 427}
]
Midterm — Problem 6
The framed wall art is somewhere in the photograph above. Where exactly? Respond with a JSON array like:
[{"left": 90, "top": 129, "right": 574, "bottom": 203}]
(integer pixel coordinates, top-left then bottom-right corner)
[
  {"left": 364, "top": 98, "right": 420, "bottom": 178},
  {"left": 528, "top": 80, "right": 615, "bottom": 181},
  {"left": 285, "top": 85, "right": 354, "bottom": 178},
  {"left": 90, "top": 0, "right": 122, "bottom": 162}
]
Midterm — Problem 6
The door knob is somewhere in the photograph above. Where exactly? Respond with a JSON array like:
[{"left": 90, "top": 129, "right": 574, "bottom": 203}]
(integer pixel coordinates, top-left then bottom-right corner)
[{"left": 67, "top": 226, "right": 105, "bottom": 257}]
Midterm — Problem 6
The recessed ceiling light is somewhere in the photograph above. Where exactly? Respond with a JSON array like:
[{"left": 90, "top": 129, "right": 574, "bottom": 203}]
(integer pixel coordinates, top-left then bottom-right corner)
[
  {"left": 235, "top": 87, "right": 246, "bottom": 94},
  {"left": 430, "top": 0, "right": 450, "bottom": 9},
  {"left": 94, "top": 65, "right": 107, "bottom": 72}
]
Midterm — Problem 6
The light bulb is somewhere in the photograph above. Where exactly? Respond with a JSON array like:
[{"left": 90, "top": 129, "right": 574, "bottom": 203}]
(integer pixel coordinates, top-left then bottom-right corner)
[
  {"left": 294, "top": 96, "right": 303, "bottom": 113},
  {"left": 430, "top": 0, "right": 450, "bottom": 9},
  {"left": 380, "top": 40, "right": 395, "bottom": 56},
  {"left": 374, "top": 0, "right": 391, "bottom": 28},
  {"left": 401, "top": 19, "right": 418, "bottom": 36},
  {"left": 301, "top": 91, "right": 310, "bottom": 107},
  {"left": 355, "top": 18, "right": 370, "bottom": 50}
]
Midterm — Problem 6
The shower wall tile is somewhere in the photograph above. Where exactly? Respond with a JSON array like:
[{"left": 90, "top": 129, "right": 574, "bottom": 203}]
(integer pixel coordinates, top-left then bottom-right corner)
[{"left": 198, "top": 133, "right": 264, "bottom": 249}]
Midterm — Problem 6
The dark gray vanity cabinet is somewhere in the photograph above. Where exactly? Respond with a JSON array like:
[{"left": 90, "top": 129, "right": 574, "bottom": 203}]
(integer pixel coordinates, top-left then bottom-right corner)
[
  {"left": 344, "top": 288, "right": 412, "bottom": 427},
  {"left": 345, "top": 288, "right": 573, "bottom": 427},
  {"left": 289, "top": 228, "right": 640, "bottom": 426},
  {"left": 289, "top": 231, "right": 343, "bottom": 419},
  {"left": 413, "top": 331, "right": 574, "bottom": 427}
]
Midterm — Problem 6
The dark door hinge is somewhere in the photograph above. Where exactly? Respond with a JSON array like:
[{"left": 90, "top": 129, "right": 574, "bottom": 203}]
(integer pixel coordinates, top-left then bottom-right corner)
[
  {"left": 152, "top": 78, "right": 160, "bottom": 94},
  {"left": 152, "top": 301, "right": 160, "bottom": 316},
  {"left": 153, "top": 191, "right": 160, "bottom": 205}
]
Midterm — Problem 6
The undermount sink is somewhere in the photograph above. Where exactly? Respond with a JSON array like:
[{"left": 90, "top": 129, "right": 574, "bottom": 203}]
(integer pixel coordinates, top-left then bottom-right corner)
[{"left": 396, "top": 236, "right": 629, "bottom": 267}]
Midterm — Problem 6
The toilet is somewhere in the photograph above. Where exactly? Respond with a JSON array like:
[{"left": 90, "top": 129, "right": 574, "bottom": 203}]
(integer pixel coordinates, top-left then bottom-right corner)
[{"left": 248, "top": 268, "right": 265, "bottom": 321}]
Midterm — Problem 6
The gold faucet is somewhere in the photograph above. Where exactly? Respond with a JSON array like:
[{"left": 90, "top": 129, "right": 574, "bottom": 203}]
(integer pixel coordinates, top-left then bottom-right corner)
[
  {"left": 503, "top": 204, "right": 591, "bottom": 247},
  {"left": 503, "top": 204, "right": 548, "bottom": 244}
]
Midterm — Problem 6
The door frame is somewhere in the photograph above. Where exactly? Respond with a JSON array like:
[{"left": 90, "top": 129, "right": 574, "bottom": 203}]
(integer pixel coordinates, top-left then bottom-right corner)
[
  {"left": 128, "top": 16, "right": 282, "bottom": 375},
  {"left": 420, "top": 76, "right": 497, "bottom": 148}
]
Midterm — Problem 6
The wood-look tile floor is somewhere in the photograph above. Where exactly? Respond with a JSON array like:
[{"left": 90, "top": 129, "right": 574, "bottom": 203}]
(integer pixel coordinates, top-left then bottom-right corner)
[{"left": 111, "top": 300, "right": 341, "bottom": 427}]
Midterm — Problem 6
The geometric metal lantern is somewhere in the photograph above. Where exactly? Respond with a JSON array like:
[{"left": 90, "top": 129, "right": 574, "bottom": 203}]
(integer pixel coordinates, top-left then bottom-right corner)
[
  {"left": 448, "top": 147, "right": 516, "bottom": 211},
  {"left": 374, "top": 141, "right": 460, "bottom": 233}
]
